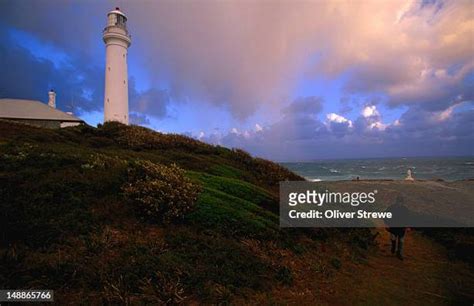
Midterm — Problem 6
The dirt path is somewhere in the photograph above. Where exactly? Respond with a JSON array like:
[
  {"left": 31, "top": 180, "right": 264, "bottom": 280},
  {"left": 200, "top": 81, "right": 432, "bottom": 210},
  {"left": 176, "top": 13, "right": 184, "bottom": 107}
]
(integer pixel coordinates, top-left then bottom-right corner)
[{"left": 329, "top": 229, "right": 474, "bottom": 305}]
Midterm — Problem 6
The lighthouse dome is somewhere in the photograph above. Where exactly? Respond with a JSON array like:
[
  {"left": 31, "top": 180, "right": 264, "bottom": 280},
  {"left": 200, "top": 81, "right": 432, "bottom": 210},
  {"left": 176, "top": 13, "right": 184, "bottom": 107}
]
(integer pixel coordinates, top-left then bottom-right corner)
[
  {"left": 108, "top": 7, "right": 127, "bottom": 19},
  {"left": 106, "top": 7, "right": 128, "bottom": 29}
]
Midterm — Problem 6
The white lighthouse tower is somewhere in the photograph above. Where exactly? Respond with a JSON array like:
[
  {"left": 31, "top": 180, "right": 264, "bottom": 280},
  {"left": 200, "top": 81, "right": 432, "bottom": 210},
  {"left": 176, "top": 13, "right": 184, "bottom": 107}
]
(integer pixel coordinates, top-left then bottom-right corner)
[{"left": 103, "top": 7, "right": 131, "bottom": 124}]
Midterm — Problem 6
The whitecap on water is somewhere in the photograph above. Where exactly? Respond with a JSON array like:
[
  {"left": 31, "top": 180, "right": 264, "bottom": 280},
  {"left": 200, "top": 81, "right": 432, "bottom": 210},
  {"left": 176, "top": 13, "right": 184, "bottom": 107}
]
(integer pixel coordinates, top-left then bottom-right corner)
[{"left": 305, "top": 177, "right": 322, "bottom": 182}]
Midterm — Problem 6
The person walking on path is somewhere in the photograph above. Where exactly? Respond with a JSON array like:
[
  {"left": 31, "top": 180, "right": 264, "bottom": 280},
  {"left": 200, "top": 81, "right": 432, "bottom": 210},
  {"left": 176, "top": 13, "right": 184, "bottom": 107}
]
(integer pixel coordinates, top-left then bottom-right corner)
[
  {"left": 388, "top": 226, "right": 406, "bottom": 260},
  {"left": 385, "top": 196, "right": 410, "bottom": 260}
]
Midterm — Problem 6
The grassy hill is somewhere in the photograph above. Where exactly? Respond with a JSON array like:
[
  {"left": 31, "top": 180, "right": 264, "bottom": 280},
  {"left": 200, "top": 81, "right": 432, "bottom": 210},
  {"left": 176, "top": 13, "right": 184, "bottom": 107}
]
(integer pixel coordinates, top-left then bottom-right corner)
[{"left": 0, "top": 121, "right": 373, "bottom": 304}]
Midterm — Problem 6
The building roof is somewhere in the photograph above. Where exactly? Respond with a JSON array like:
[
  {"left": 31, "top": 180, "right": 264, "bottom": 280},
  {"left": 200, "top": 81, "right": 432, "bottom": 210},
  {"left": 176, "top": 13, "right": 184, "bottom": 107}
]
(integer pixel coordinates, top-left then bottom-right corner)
[{"left": 0, "top": 99, "right": 84, "bottom": 122}]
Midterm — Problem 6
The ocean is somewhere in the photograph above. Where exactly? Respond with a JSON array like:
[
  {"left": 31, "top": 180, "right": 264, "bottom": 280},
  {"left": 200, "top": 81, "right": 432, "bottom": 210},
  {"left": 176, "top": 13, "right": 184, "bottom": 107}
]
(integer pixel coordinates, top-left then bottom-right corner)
[{"left": 281, "top": 156, "right": 474, "bottom": 182}]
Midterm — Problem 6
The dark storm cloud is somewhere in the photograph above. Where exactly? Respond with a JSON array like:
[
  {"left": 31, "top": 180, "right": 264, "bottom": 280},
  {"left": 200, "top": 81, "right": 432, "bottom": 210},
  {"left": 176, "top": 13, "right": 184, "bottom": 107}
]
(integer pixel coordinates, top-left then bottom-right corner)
[
  {"left": 0, "top": 25, "right": 170, "bottom": 119},
  {"left": 0, "top": 1, "right": 107, "bottom": 59},
  {"left": 345, "top": 65, "right": 474, "bottom": 111},
  {"left": 327, "top": 120, "right": 352, "bottom": 138},
  {"left": 1, "top": 1, "right": 472, "bottom": 119},
  {"left": 0, "top": 27, "right": 102, "bottom": 112},
  {"left": 129, "top": 79, "right": 170, "bottom": 119},
  {"left": 282, "top": 96, "right": 323, "bottom": 117},
  {"left": 202, "top": 97, "right": 474, "bottom": 161}
]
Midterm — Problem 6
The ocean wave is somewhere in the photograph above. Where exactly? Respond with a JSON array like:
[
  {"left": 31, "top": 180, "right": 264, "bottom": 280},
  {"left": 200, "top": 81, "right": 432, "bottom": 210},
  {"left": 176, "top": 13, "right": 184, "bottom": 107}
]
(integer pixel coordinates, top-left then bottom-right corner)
[{"left": 282, "top": 158, "right": 474, "bottom": 182}]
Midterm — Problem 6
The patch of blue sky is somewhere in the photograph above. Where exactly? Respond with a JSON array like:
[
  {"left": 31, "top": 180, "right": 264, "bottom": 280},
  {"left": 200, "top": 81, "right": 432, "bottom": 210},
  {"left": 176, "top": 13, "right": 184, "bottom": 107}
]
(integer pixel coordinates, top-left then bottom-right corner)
[{"left": 80, "top": 111, "right": 102, "bottom": 127}]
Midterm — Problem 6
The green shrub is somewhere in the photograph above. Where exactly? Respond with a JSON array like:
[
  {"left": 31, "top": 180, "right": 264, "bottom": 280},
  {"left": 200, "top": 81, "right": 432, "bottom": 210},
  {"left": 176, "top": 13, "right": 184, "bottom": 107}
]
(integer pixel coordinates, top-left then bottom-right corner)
[
  {"left": 231, "top": 148, "right": 253, "bottom": 165},
  {"left": 99, "top": 122, "right": 215, "bottom": 153},
  {"left": 122, "top": 160, "right": 201, "bottom": 224},
  {"left": 275, "top": 266, "right": 293, "bottom": 285},
  {"left": 230, "top": 148, "right": 304, "bottom": 186},
  {"left": 330, "top": 257, "right": 342, "bottom": 270},
  {"left": 252, "top": 157, "right": 304, "bottom": 185}
]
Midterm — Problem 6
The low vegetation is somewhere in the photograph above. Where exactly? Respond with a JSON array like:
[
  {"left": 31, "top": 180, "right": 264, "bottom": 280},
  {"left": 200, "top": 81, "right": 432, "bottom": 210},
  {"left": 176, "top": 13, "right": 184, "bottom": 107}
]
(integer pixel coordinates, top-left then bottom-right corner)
[
  {"left": 0, "top": 121, "right": 372, "bottom": 303},
  {"left": 122, "top": 160, "right": 201, "bottom": 224}
]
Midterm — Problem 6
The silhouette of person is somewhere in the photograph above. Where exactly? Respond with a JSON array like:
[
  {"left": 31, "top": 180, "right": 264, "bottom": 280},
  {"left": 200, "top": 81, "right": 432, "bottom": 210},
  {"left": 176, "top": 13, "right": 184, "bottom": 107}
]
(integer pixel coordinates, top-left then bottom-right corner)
[{"left": 385, "top": 195, "right": 410, "bottom": 260}]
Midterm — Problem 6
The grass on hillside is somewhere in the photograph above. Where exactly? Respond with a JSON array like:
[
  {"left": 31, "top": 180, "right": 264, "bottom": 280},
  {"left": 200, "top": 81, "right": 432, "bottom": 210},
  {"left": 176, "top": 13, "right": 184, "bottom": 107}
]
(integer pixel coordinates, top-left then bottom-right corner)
[{"left": 0, "top": 121, "right": 373, "bottom": 303}]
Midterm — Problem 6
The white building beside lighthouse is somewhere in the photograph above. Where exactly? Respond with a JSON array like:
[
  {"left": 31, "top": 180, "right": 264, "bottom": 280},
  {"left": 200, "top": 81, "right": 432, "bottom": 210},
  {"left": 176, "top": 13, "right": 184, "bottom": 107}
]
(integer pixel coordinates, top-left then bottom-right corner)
[{"left": 103, "top": 7, "right": 131, "bottom": 124}]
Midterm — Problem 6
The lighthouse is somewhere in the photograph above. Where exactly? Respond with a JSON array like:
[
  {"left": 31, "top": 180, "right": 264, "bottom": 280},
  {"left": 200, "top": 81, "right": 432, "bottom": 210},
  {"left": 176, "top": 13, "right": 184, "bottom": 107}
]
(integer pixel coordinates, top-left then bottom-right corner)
[{"left": 103, "top": 7, "right": 131, "bottom": 124}]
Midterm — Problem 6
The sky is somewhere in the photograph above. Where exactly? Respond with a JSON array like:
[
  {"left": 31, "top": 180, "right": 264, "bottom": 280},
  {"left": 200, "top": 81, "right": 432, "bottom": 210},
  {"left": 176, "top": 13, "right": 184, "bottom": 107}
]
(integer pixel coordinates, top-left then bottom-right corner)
[{"left": 0, "top": 0, "right": 473, "bottom": 161}]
